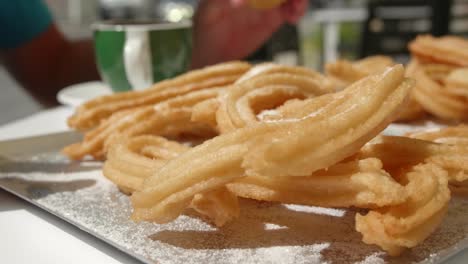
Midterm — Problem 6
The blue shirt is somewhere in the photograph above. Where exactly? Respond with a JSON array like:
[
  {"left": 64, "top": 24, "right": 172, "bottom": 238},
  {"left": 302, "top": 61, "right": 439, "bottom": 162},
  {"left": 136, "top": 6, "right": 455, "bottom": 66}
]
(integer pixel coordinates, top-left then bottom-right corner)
[{"left": 0, "top": 0, "right": 52, "bottom": 49}]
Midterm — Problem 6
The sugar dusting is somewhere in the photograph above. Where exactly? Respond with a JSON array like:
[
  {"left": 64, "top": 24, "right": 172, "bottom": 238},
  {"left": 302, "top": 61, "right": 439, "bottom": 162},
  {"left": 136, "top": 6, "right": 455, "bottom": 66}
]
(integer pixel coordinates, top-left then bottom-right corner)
[{"left": 1, "top": 150, "right": 468, "bottom": 264}]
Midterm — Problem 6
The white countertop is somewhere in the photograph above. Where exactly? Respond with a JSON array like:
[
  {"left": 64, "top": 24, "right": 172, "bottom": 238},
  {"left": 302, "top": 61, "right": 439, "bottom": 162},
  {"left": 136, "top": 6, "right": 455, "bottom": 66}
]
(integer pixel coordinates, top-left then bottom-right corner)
[
  {"left": 0, "top": 107, "right": 139, "bottom": 264},
  {"left": 0, "top": 106, "right": 467, "bottom": 264}
]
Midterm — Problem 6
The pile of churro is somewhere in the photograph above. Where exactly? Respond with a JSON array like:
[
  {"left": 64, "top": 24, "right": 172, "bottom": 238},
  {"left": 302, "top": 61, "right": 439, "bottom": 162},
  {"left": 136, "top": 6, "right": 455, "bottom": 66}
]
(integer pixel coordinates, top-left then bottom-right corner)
[
  {"left": 64, "top": 35, "right": 468, "bottom": 257},
  {"left": 405, "top": 35, "right": 468, "bottom": 121}
]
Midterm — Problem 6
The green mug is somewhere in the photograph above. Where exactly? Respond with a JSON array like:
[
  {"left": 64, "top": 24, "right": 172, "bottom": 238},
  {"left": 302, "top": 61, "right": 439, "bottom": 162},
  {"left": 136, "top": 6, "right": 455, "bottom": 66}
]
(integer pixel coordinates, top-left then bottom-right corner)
[{"left": 92, "top": 20, "right": 192, "bottom": 92}]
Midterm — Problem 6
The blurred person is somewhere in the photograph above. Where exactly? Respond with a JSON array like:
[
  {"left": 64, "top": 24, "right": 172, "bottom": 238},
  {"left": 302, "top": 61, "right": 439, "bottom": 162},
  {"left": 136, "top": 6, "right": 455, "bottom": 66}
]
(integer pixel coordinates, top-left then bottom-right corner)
[
  {"left": 0, "top": 0, "right": 307, "bottom": 106},
  {"left": 0, "top": 1, "right": 98, "bottom": 106},
  {"left": 192, "top": 0, "right": 307, "bottom": 68}
]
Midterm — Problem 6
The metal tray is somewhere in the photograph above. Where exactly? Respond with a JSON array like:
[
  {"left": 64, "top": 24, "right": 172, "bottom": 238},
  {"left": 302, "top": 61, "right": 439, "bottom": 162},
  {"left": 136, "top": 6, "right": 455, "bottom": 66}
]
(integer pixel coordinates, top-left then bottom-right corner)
[{"left": 0, "top": 130, "right": 467, "bottom": 264}]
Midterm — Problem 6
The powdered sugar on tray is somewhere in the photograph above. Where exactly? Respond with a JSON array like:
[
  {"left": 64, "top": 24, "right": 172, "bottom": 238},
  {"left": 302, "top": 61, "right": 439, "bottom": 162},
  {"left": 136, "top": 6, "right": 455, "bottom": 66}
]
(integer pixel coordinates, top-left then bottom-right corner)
[{"left": 1, "top": 134, "right": 468, "bottom": 264}]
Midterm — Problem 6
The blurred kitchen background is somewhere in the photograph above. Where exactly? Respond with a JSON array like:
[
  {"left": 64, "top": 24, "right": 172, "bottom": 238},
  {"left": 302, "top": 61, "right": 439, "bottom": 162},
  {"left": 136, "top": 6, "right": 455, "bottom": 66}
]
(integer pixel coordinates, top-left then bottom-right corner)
[{"left": 2, "top": 0, "right": 468, "bottom": 125}]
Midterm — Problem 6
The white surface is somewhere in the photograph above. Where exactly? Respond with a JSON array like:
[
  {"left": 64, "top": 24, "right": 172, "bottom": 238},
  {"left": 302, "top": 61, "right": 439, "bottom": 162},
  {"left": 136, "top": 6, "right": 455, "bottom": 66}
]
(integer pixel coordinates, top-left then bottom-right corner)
[
  {"left": 0, "top": 66, "right": 43, "bottom": 126},
  {"left": 56, "top": 81, "right": 112, "bottom": 107},
  {"left": 0, "top": 107, "right": 467, "bottom": 264},
  {"left": 0, "top": 107, "right": 140, "bottom": 264},
  {"left": 0, "top": 106, "right": 72, "bottom": 141},
  {"left": 0, "top": 192, "right": 125, "bottom": 264}
]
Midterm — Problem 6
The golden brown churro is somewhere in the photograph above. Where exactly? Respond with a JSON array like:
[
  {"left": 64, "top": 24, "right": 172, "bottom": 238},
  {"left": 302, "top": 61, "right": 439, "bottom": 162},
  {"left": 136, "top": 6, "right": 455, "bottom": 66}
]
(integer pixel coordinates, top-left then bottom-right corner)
[
  {"left": 64, "top": 88, "right": 221, "bottom": 160},
  {"left": 325, "top": 55, "right": 395, "bottom": 90},
  {"left": 356, "top": 163, "right": 450, "bottom": 256},
  {"left": 103, "top": 135, "right": 238, "bottom": 226},
  {"left": 68, "top": 61, "right": 251, "bottom": 131},
  {"left": 409, "top": 35, "right": 468, "bottom": 67},
  {"left": 66, "top": 56, "right": 468, "bottom": 256},
  {"left": 130, "top": 65, "right": 410, "bottom": 224}
]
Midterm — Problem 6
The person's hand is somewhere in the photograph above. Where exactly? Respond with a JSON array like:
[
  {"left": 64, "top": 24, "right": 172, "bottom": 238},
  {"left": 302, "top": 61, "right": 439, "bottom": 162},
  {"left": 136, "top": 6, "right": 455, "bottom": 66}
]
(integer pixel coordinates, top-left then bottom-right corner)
[{"left": 191, "top": 0, "right": 308, "bottom": 68}]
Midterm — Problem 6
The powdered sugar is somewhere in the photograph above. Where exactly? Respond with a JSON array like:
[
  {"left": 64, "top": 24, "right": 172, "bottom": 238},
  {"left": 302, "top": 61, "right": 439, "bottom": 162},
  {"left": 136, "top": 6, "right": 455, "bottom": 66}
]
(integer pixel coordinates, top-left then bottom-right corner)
[{"left": 1, "top": 135, "right": 467, "bottom": 264}]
